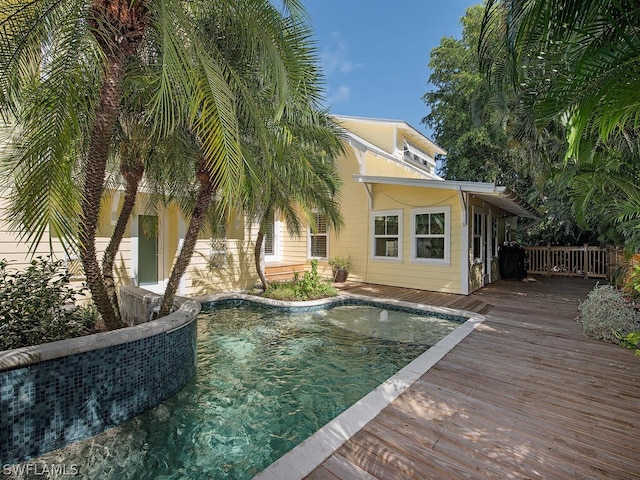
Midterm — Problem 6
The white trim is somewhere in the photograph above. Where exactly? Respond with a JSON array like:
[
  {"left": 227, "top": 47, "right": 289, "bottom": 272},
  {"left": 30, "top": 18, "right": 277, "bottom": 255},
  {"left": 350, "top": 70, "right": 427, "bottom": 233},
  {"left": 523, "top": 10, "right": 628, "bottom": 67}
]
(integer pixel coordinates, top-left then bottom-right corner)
[
  {"left": 460, "top": 201, "right": 470, "bottom": 295},
  {"left": 371, "top": 209, "right": 403, "bottom": 262},
  {"left": 130, "top": 213, "right": 139, "bottom": 285},
  {"left": 178, "top": 215, "right": 186, "bottom": 295},
  {"left": 472, "top": 206, "right": 485, "bottom": 266},
  {"left": 344, "top": 134, "right": 442, "bottom": 181},
  {"left": 410, "top": 206, "right": 450, "bottom": 266}
]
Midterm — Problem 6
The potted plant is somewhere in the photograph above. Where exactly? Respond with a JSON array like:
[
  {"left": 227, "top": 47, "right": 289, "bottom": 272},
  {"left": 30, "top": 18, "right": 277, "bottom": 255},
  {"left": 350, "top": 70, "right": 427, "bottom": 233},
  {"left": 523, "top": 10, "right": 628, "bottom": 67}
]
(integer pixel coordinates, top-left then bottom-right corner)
[{"left": 329, "top": 256, "right": 351, "bottom": 283}]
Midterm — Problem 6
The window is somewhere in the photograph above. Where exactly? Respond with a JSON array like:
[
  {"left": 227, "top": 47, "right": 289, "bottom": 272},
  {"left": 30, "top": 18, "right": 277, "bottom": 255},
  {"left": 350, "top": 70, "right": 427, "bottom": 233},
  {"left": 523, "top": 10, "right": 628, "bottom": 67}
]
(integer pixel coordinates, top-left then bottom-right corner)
[
  {"left": 473, "top": 210, "right": 484, "bottom": 263},
  {"left": 411, "top": 207, "right": 450, "bottom": 264},
  {"left": 264, "top": 212, "right": 275, "bottom": 256},
  {"left": 372, "top": 210, "right": 402, "bottom": 260},
  {"left": 403, "top": 141, "right": 435, "bottom": 174},
  {"left": 209, "top": 222, "right": 227, "bottom": 269},
  {"left": 308, "top": 213, "right": 328, "bottom": 258}
]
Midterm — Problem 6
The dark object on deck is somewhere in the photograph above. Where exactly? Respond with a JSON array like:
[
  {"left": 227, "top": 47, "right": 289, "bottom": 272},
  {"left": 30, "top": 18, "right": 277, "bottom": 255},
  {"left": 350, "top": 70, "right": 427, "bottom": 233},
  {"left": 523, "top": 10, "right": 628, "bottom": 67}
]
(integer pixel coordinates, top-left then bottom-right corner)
[{"left": 499, "top": 244, "right": 527, "bottom": 280}]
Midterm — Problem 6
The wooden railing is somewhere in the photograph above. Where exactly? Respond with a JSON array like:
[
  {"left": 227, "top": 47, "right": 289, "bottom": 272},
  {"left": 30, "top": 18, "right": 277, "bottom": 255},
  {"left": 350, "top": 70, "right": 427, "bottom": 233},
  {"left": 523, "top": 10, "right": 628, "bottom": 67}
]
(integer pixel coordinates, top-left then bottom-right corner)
[{"left": 524, "top": 244, "right": 609, "bottom": 279}]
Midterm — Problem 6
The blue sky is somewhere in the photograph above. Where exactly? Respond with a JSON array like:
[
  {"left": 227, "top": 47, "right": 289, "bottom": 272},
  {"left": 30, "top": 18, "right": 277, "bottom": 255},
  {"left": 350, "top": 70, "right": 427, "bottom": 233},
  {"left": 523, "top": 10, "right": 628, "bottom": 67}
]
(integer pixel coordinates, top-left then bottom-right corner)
[{"left": 304, "top": 1, "right": 480, "bottom": 137}]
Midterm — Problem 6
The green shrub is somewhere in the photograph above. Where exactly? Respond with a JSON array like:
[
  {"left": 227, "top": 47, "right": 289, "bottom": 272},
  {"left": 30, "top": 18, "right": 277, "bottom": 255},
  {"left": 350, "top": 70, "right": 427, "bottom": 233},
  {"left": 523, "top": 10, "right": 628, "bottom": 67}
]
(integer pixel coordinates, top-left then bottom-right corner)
[
  {"left": 263, "top": 260, "right": 337, "bottom": 301},
  {"left": 626, "top": 264, "right": 640, "bottom": 299},
  {"left": 614, "top": 331, "right": 640, "bottom": 355},
  {"left": 0, "top": 257, "right": 99, "bottom": 351},
  {"left": 577, "top": 284, "right": 639, "bottom": 344}
]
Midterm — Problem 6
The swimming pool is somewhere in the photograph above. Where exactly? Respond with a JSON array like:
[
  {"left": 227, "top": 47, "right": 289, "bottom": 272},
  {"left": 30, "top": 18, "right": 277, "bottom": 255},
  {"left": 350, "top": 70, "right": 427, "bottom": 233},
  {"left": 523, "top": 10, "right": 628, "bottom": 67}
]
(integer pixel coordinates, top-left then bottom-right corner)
[{"left": 12, "top": 300, "right": 467, "bottom": 479}]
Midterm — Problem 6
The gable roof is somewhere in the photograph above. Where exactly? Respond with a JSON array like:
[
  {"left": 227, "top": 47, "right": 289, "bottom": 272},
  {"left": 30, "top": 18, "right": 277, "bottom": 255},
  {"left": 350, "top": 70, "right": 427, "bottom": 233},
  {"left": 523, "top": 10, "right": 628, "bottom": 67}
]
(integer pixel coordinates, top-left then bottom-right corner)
[{"left": 333, "top": 114, "right": 446, "bottom": 157}]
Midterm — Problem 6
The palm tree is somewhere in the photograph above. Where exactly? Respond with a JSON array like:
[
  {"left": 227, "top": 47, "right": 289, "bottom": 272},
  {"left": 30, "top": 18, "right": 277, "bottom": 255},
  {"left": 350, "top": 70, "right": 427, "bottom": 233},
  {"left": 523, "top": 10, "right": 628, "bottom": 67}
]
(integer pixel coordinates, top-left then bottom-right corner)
[
  {"left": 0, "top": 0, "right": 318, "bottom": 328},
  {"left": 245, "top": 114, "right": 345, "bottom": 291},
  {"left": 157, "top": 3, "right": 334, "bottom": 315},
  {"left": 480, "top": 0, "right": 640, "bottom": 158}
]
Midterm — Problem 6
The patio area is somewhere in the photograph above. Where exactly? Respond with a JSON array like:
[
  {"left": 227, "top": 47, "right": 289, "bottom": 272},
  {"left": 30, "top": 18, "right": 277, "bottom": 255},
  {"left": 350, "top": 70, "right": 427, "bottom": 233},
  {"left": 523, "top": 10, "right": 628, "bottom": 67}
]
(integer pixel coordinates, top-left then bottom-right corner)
[{"left": 305, "top": 276, "right": 640, "bottom": 479}]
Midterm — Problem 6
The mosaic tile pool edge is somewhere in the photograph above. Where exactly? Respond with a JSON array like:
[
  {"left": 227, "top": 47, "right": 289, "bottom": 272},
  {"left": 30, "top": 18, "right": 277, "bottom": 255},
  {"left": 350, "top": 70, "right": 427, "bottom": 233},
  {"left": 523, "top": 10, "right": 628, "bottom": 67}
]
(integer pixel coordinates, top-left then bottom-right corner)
[{"left": 0, "top": 318, "right": 197, "bottom": 465}]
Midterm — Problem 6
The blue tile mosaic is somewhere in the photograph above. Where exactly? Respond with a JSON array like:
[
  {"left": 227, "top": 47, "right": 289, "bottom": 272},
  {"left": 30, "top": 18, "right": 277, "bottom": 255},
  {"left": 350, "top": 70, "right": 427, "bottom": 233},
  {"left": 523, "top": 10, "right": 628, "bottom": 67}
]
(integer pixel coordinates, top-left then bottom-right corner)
[
  {"left": 0, "top": 321, "right": 197, "bottom": 465},
  {"left": 202, "top": 298, "right": 467, "bottom": 323}
]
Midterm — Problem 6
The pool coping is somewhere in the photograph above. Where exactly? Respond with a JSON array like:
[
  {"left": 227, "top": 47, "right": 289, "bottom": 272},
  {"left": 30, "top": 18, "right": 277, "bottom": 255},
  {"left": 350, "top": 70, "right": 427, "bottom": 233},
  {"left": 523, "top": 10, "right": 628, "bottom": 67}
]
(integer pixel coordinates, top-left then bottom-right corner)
[
  {"left": 254, "top": 295, "right": 484, "bottom": 480},
  {"left": 197, "top": 291, "right": 485, "bottom": 480}
]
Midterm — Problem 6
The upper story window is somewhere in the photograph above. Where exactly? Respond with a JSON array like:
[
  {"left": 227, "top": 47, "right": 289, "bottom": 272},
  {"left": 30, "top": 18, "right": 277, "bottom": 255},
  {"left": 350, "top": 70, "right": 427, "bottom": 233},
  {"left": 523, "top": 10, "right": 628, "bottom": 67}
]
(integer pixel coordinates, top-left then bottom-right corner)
[
  {"left": 411, "top": 207, "right": 450, "bottom": 265},
  {"left": 403, "top": 141, "right": 435, "bottom": 174},
  {"left": 372, "top": 210, "right": 403, "bottom": 260},
  {"left": 308, "top": 212, "right": 328, "bottom": 259}
]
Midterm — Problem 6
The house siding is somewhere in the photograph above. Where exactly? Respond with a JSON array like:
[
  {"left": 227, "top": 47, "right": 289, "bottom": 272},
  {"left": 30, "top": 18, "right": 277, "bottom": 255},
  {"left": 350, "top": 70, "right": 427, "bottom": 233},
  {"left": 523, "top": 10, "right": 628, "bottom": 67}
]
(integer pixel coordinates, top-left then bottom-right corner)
[{"left": 364, "top": 185, "right": 463, "bottom": 293}]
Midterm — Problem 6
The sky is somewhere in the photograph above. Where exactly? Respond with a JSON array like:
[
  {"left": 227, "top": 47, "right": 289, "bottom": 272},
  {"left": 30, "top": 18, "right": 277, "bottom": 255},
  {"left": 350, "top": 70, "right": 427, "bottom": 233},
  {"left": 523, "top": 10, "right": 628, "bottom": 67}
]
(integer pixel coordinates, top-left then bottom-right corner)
[{"left": 304, "top": 1, "right": 480, "bottom": 138}]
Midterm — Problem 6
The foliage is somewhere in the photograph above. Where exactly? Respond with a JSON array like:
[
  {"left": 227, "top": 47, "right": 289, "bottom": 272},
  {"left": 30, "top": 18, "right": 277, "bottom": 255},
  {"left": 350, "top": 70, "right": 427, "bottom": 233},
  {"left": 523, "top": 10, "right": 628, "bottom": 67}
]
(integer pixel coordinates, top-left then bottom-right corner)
[
  {"left": 262, "top": 260, "right": 337, "bottom": 301},
  {"left": 626, "top": 265, "right": 640, "bottom": 299},
  {"left": 0, "top": 257, "right": 99, "bottom": 351},
  {"left": 577, "top": 284, "right": 639, "bottom": 345},
  {"left": 329, "top": 256, "right": 351, "bottom": 272},
  {"left": 481, "top": 0, "right": 640, "bottom": 159},
  {"left": 480, "top": 0, "right": 640, "bottom": 251},
  {"left": 422, "top": 4, "right": 588, "bottom": 246},
  {"left": 0, "top": 0, "right": 327, "bottom": 326},
  {"left": 614, "top": 331, "right": 640, "bottom": 356},
  {"left": 246, "top": 111, "right": 345, "bottom": 291}
]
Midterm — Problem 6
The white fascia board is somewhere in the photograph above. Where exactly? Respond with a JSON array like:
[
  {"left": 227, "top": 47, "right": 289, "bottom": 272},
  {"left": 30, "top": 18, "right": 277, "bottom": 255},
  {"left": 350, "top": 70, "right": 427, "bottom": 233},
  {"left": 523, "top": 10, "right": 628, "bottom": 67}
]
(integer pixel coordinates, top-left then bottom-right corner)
[{"left": 353, "top": 175, "right": 499, "bottom": 193}]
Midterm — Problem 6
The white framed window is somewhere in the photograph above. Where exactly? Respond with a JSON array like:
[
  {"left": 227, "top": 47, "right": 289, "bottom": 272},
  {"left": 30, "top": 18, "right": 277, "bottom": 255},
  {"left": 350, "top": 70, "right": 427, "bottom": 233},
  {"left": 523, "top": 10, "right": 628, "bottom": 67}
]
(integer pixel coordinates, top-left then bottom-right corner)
[
  {"left": 472, "top": 209, "right": 484, "bottom": 264},
  {"left": 372, "top": 210, "right": 403, "bottom": 260},
  {"left": 308, "top": 212, "right": 328, "bottom": 259},
  {"left": 411, "top": 206, "right": 450, "bottom": 265}
]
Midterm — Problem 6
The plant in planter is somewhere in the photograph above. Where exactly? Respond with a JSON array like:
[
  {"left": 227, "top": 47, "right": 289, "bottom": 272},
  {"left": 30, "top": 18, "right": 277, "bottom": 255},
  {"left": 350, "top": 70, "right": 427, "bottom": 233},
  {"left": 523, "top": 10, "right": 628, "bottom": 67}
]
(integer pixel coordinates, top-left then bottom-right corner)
[{"left": 329, "top": 256, "right": 351, "bottom": 283}]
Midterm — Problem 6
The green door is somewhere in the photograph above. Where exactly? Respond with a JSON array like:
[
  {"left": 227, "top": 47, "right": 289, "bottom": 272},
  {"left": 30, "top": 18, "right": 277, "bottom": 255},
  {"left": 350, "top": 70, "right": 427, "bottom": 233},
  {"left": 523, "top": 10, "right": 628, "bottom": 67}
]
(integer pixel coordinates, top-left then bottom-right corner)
[{"left": 138, "top": 215, "right": 158, "bottom": 285}]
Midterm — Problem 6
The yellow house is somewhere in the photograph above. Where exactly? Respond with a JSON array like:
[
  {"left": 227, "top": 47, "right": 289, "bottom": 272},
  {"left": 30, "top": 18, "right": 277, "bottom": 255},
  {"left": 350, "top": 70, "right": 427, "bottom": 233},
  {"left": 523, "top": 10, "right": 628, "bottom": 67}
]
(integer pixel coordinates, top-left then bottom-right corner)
[
  {"left": 0, "top": 115, "right": 536, "bottom": 299},
  {"left": 263, "top": 115, "right": 538, "bottom": 295}
]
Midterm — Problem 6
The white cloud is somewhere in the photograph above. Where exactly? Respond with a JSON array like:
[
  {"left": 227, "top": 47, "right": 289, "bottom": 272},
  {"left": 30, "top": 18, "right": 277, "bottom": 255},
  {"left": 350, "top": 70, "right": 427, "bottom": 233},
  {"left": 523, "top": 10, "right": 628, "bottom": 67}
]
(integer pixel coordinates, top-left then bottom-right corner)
[
  {"left": 321, "top": 32, "right": 361, "bottom": 76},
  {"left": 325, "top": 85, "right": 351, "bottom": 106}
]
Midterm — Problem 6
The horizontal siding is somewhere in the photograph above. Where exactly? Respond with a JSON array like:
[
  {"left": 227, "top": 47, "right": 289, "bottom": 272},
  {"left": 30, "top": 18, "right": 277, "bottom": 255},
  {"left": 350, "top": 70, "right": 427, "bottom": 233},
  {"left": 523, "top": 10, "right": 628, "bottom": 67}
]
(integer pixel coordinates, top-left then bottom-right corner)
[
  {"left": 184, "top": 238, "right": 257, "bottom": 296},
  {"left": 363, "top": 185, "right": 463, "bottom": 294}
]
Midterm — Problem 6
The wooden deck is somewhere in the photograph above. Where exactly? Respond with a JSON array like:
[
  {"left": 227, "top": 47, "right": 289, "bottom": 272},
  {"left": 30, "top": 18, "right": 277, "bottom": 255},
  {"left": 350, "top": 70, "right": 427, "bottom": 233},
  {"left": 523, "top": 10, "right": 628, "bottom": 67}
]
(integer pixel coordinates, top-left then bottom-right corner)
[{"left": 306, "top": 276, "right": 640, "bottom": 479}]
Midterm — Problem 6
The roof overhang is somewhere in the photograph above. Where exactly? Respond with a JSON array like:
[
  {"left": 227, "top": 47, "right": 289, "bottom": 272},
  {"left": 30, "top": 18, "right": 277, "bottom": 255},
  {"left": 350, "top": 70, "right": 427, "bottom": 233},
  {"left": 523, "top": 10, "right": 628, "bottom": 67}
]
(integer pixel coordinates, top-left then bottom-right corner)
[
  {"left": 353, "top": 175, "right": 540, "bottom": 218},
  {"left": 343, "top": 131, "right": 442, "bottom": 181}
]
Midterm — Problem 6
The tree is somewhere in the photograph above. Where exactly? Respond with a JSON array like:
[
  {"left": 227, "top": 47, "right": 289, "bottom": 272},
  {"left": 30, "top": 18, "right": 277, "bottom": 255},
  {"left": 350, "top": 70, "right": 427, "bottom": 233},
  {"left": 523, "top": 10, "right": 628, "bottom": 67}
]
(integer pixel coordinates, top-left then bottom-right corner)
[
  {"left": 245, "top": 113, "right": 345, "bottom": 291},
  {"left": 480, "top": 0, "right": 640, "bottom": 249},
  {"left": 423, "top": 5, "right": 582, "bottom": 245},
  {"left": 0, "top": 0, "right": 320, "bottom": 328},
  {"left": 480, "top": 0, "right": 640, "bottom": 159}
]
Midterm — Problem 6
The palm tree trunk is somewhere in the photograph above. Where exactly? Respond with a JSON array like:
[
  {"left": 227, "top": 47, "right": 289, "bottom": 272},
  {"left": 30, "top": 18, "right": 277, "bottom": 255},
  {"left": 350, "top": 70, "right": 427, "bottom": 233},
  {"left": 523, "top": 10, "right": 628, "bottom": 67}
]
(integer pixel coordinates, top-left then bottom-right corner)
[
  {"left": 159, "top": 167, "right": 215, "bottom": 317},
  {"left": 102, "top": 159, "right": 144, "bottom": 315},
  {"left": 254, "top": 215, "right": 269, "bottom": 291},
  {"left": 80, "top": 0, "right": 148, "bottom": 330},
  {"left": 79, "top": 51, "right": 127, "bottom": 330}
]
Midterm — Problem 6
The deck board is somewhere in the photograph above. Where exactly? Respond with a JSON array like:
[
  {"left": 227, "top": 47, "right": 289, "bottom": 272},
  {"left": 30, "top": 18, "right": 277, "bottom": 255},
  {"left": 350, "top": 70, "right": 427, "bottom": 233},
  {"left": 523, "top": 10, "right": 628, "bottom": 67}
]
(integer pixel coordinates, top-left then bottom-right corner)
[{"left": 304, "top": 276, "right": 640, "bottom": 479}]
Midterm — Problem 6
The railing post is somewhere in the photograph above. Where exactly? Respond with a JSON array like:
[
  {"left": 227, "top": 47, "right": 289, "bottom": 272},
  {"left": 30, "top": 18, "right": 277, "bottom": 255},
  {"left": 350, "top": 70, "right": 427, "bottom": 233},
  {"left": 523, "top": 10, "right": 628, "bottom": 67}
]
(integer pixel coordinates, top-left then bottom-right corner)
[
  {"left": 583, "top": 243, "right": 589, "bottom": 279},
  {"left": 546, "top": 243, "right": 552, "bottom": 276}
]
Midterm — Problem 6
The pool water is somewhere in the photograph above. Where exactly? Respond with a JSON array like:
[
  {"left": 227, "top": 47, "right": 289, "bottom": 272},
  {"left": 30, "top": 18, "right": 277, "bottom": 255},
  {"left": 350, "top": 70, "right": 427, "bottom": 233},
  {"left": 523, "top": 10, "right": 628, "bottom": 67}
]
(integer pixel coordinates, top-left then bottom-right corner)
[{"left": 31, "top": 304, "right": 462, "bottom": 479}]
